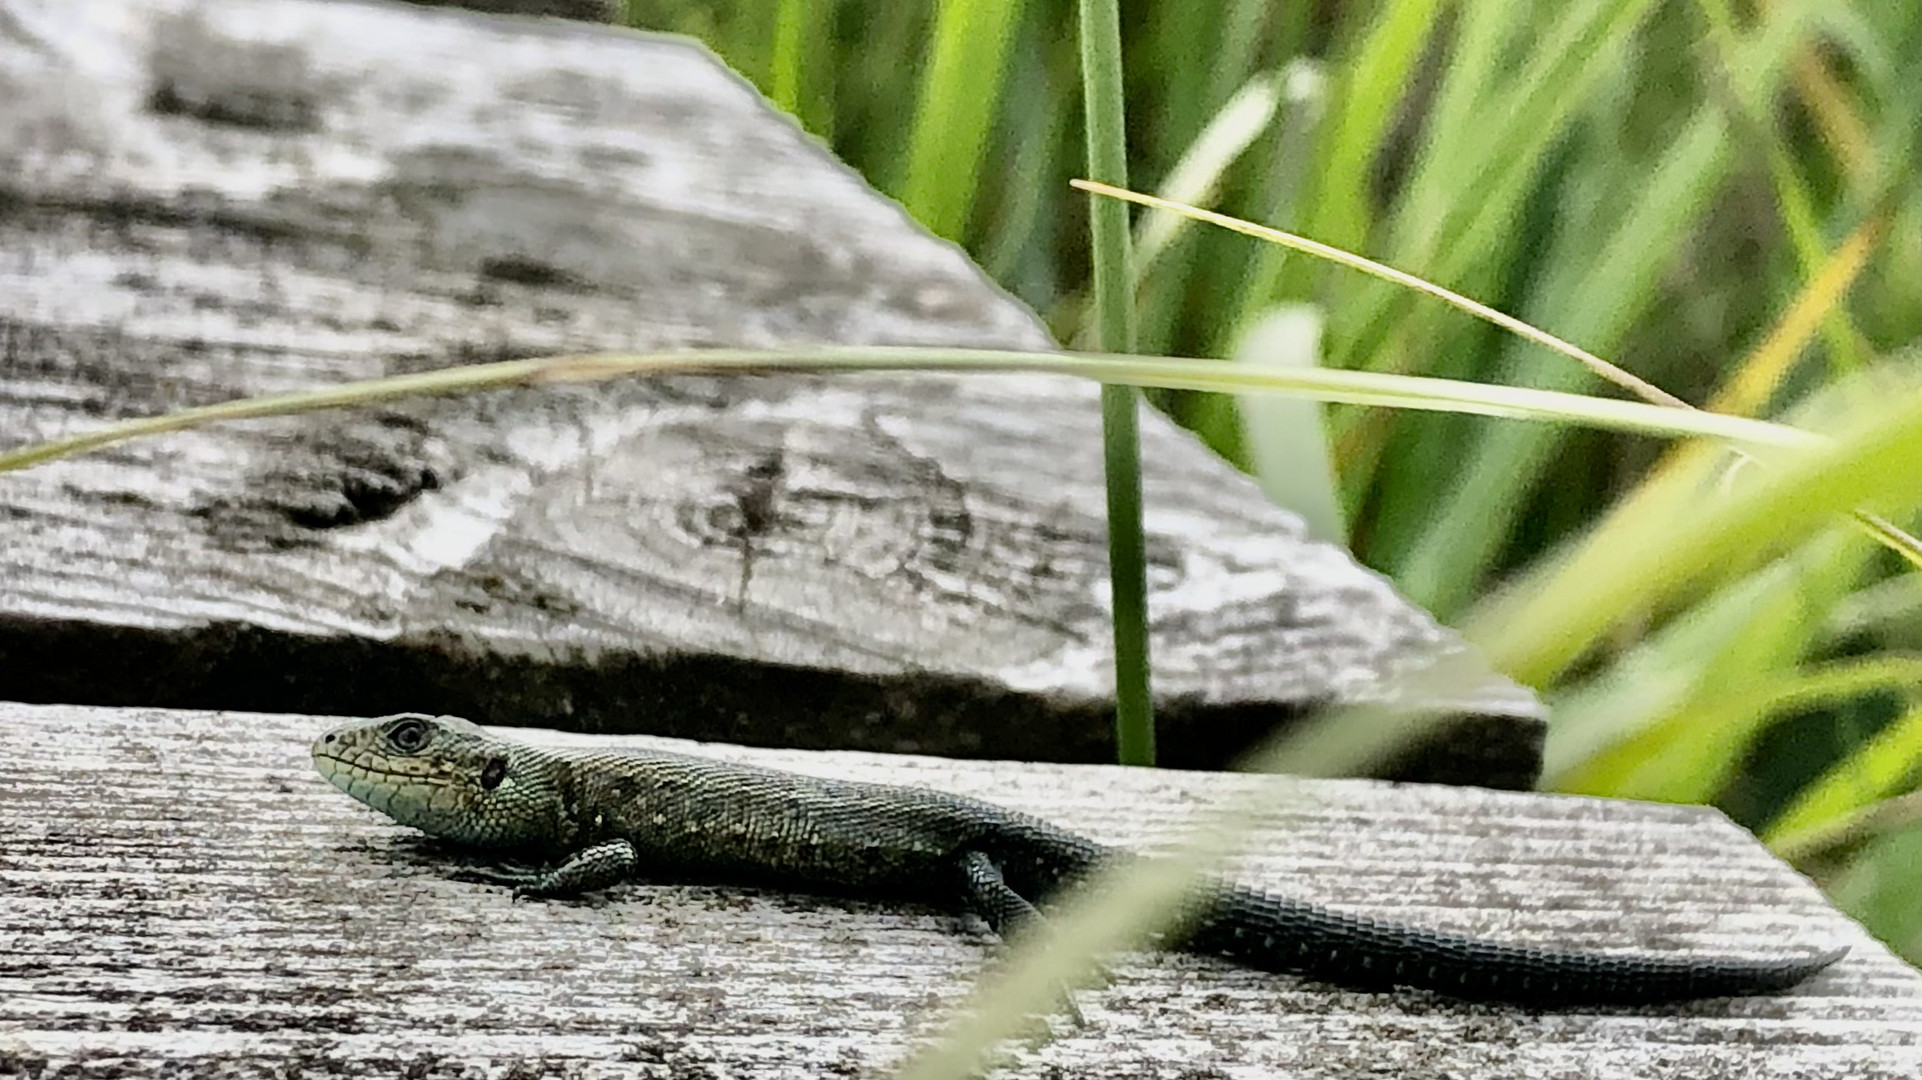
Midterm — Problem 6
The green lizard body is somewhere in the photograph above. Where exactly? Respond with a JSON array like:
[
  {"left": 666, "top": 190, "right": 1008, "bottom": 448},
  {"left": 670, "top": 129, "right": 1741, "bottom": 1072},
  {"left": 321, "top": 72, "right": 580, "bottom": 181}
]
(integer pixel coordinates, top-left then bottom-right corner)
[{"left": 313, "top": 713, "right": 1844, "bottom": 1006}]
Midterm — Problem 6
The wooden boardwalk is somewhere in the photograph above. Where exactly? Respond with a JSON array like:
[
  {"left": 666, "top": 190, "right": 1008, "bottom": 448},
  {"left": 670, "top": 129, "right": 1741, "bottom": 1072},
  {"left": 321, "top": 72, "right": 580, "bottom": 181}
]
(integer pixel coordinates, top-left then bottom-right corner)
[{"left": 4, "top": 702, "right": 1918, "bottom": 1078}]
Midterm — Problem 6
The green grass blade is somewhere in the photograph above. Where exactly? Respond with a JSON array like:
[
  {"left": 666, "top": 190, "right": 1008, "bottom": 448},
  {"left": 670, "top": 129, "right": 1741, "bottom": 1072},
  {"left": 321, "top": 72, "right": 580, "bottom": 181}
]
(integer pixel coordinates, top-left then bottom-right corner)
[
  {"left": 1393, "top": 1, "right": 1819, "bottom": 615},
  {"left": 1464, "top": 371, "right": 1922, "bottom": 688},
  {"left": 769, "top": 0, "right": 806, "bottom": 114},
  {"left": 1826, "top": 829, "right": 1922, "bottom": 963},
  {"left": 1324, "top": 0, "right": 1666, "bottom": 394},
  {"left": 1388, "top": 137, "right": 1730, "bottom": 612},
  {"left": 1270, "top": 372, "right": 1922, "bottom": 778},
  {"left": 1294, "top": 0, "right": 1448, "bottom": 260},
  {"left": 1133, "top": 73, "right": 1279, "bottom": 276},
  {"left": 897, "top": 0, "right": 1026, "bottom": 241},
  {"left": 1765, "top": 700, "right": 1922, "bottom": 848},
  {"left": 1558, "top": 653, "right": 1922, "bottom": 804},
  {"left": 1382, "top": 0, "right": 1664, "bottom": 288},
  {"left": 1075, "top": 180, "right": 1686, "bottom": 407},
  {"left": 1078, "top": 0, "right": 1153, "bottom": 768},
  {"left": 980, "top": 36, "right": 1074, "bottom": 293},
  {"left": 1203, "top": 0, "right": 1287, "bottom": 124},
  {"left": 1224, "top": 61, "right": 1330, "bottom": 344},
  {"left": 769, "top": 0, "right": 832, "bottom": 136},
  {"left": 1542, "top": 528, "right": 1876, "bottom": 788},
  {"left": 1129, "top": 72, "right": 1280, "bottom": 356},
  {"left": 1234, "top": 305, "right": 1346, "bottom": 544},
  {"left": 1692, "top": 0, "right": 1865, "bottom": 376},
  {"left": 1776, "top": 787, "right": 1922, "bottom": 865},
  {"left": 0, "top": 347, "right": 1825, "bottom": 477}
]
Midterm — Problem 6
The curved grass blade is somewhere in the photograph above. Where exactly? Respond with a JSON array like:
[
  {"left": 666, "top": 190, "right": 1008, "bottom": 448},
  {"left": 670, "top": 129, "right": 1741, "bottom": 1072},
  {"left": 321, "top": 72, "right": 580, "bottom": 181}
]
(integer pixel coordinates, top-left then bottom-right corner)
[{"left": 0, "top": 347, "right": 1822, "bottom": 477}]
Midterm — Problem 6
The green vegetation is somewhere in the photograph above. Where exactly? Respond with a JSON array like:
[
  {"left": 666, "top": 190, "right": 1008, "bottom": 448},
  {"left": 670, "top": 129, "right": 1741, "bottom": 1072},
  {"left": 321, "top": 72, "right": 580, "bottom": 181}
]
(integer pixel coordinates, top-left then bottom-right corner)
[
  {"left": 3, "top": 5, "right": 1911, "bottom": 1063},
  {"left": 621, "top": 0, "right": 1922, "bottom": 969}
]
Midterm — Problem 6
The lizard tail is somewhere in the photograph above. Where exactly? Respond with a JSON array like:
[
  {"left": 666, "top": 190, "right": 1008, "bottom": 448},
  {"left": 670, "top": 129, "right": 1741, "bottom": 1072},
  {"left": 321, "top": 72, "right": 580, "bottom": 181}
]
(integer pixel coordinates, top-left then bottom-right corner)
[{"left": 1180, "top": 884, "right": 1848, "bottom": 1005}]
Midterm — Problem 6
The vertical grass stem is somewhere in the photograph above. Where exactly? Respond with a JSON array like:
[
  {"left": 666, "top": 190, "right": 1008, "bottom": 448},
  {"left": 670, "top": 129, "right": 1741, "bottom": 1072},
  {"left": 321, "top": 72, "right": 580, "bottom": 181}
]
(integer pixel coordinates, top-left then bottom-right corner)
[{"left": 1079, "top": 0, "right": 1154, "bottom": 766}]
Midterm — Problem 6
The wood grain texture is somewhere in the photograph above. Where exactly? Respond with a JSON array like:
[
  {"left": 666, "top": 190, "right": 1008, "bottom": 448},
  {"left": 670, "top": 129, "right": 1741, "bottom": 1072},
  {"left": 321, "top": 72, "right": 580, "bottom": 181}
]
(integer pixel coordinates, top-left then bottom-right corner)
[
  {"left": 1, "top": 702, "right": 1917, "bottom": 1078},
  {"left": 0, "top": 0, "right": 1540, "bottom": 781}
]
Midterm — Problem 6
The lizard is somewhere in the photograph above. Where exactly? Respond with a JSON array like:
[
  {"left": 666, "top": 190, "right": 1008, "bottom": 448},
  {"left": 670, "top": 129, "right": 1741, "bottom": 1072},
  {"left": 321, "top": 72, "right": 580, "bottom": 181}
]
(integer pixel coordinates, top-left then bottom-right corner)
[{"left": 312, "top": 712, "right": 1846, "bottom": 1006}]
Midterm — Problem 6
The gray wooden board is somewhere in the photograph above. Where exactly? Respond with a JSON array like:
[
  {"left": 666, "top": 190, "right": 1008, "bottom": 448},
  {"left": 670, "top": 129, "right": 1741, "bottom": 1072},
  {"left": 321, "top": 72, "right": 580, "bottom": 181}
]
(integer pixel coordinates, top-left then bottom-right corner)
[
  {"left": 3, "top": 702, "right": 1918, "bottom": 1079},
  {"left": 0, "top": 0, "right": 1542, "bottom": 784}
]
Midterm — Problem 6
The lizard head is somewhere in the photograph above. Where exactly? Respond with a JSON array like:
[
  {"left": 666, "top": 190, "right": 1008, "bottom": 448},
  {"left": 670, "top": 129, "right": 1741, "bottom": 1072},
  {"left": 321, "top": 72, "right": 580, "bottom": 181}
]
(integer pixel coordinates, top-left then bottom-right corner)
[{"left": 312, "top": 713, "right": 551, "bottom": 848}]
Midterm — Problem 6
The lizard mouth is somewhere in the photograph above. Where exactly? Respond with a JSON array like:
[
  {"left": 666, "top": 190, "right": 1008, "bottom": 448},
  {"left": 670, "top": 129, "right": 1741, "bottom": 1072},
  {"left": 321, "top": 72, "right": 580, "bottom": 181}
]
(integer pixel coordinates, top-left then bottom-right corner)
[
  {"left": 310, "top": 741, "right": 349, "bottom": 785},
  {"left": 310, "top": 732, "right": 478, "bottom": 843},
  {"left": 311, "top": 737, "right": 418, "bottom": 819}
]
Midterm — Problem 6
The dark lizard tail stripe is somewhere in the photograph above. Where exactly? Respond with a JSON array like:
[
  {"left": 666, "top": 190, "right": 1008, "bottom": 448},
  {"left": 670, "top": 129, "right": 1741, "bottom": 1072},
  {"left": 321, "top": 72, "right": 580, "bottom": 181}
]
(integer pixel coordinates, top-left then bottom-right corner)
[{"left": 1179, "top": 884, "right": 1846, "bottom": 1005}]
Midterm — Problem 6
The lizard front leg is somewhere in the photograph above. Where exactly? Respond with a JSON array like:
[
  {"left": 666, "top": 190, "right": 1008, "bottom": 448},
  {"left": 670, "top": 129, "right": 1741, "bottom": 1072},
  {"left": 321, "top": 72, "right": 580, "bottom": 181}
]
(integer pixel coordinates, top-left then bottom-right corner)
[{"left": 506, "top": 839, "right": 639, "bottom": 899}]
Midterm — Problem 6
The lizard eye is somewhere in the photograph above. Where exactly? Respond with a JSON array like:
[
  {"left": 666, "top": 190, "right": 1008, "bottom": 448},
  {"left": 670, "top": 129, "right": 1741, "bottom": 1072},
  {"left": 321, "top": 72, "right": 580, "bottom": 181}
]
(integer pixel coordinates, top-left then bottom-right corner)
[
  {"left": 386, "top": 717, "right": 430, "bottom": 753},
  {"left": 479, "top": 757, "right": 507, "bottom": 791}
]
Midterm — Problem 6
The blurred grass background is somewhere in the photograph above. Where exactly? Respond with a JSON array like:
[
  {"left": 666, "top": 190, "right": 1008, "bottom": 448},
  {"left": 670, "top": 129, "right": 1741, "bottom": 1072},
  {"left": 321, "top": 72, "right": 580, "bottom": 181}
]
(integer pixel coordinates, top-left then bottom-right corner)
[{"left": 616, "top": 0, "right": 1922, "bottom": 965}]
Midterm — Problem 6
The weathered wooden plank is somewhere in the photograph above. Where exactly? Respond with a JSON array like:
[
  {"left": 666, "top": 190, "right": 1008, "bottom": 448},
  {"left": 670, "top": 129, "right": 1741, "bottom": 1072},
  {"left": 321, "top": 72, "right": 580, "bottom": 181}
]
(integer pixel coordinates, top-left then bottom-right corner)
[
  {"left": 2, "top": 702, "right": 1917, "bottom": 1078},
  {"left": 0, "top": 0, "right": 1541, "bottom": 783}
]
